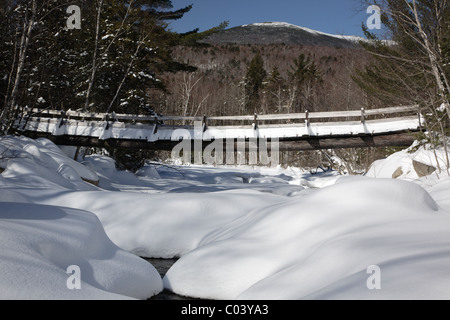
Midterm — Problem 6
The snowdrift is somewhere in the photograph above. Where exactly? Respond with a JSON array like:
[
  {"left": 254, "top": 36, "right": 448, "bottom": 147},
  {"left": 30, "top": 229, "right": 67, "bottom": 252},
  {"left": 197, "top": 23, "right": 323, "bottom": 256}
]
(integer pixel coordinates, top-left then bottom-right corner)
[
  {"left": 28, "top": 190, "right": 286, "bottom": 258},
  {"left": 0, "top": 136, "right": 99, "bottom": 190},
  {"left": 366, "top": 141, "right": 449, "bottom": 180},
  {"left": 0, "top": 137, "right": 164, "bottom": 299},
  {"left": 164, "top": 178, "right": 450, "bottom": 300},
  {"left": 0, "top": 193, "right": 162, "bottom": 300},
  {"left": 1, "top": 135, "right": 450, "bottom": 300}
]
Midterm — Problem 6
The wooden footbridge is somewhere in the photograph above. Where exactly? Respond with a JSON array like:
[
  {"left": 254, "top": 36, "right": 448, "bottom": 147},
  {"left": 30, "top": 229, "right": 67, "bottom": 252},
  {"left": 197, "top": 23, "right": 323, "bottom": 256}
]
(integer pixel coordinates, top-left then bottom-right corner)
[{"left": 12, "top": 105, "right": 424, "bottom": 151}]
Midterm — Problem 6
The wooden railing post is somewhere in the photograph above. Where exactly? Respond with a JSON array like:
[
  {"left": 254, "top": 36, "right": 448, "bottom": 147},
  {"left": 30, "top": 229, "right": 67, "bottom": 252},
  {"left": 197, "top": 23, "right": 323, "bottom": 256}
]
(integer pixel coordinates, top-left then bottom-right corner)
[
  {"left": 152, "top": 116, "right": 159, "bottom": 134},
  {"left": 105, "top": 113, "right": 110, "bottom": 130},
  {"left": 418, "top": 109, "right": 423, "bottom": 133},
  {"left": 203, "top": 114, "right": 208, "bottom": 132},
  {"left": 254, "top": 113, "right": 258, "bottom": 130},
  {"left": 59, "top": 110, "right": 66, "bottom": 128},
  {"left": 18, "top": 106, "right": 28, "bottom": 127}
]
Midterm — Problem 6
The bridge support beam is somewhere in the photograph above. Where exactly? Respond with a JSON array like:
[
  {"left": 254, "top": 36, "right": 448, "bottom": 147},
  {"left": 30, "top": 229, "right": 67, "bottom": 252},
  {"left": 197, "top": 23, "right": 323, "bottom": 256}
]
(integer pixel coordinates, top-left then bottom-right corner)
[
  {"left": 278, "top": 132, "right": 417, "bottom": 151},
  {"left": 19, "top": 130, "right": 418, "bottom": 152}
]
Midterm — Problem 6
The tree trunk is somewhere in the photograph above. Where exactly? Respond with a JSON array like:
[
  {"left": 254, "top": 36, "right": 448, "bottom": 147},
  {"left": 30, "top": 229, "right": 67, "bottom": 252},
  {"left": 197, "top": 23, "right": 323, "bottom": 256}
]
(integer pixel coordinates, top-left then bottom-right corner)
[
  {"left": 84, "top": 0, "right": 103, "bottom": 112},
  {"left": 411, "top": 0, "right": 450, "bottom": 120},
  {"left": 1, "top": 0, "right": 36, "bottom": 133},
  {"left": 106, "top": 35, "right": 147, "bottom": 114}
]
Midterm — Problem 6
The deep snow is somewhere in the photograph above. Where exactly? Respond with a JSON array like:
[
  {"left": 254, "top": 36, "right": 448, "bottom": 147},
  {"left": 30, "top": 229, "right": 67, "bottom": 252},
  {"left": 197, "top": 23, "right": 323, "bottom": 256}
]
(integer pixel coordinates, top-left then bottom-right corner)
[
  {"left": 0, "top": 197, "right": 162, "bottom": 300},
  {"left": 1, "top": 135, "right": 449, "bottom": 300},
  {"left": 165, "top": 178, "right": 449, "bottom": 300}
]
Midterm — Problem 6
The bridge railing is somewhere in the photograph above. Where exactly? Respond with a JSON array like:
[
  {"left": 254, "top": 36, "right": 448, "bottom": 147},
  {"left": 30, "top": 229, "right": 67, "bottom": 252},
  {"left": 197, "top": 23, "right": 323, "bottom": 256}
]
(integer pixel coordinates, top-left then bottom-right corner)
[
  {"left": 207, "top": 105, "right": 421, "bottom": 127},
  {"left": 15, "top": 104, "right": 421, "bottom": 131}
]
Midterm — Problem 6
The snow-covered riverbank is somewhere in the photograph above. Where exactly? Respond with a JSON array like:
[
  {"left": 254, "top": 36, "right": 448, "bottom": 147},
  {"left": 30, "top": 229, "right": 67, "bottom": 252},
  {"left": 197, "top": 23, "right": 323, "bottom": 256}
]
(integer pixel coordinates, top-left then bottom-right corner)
[{"left": 1, "top": 136, "right": 449, "bottom": 300}]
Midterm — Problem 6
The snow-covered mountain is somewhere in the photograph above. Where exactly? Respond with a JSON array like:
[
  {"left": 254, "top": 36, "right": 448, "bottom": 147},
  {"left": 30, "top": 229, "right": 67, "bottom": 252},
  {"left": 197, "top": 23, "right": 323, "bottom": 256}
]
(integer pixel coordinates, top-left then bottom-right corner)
[{"left": 202, "top": 22, "right": 365, "bottom": 48}]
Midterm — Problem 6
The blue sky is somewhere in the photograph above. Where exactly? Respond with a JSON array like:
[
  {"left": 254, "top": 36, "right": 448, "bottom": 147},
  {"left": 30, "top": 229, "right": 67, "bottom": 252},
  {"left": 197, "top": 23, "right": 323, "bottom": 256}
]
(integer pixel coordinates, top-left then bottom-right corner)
[{"left": 168, "top": 0, "right": 376, "bottom": 37}]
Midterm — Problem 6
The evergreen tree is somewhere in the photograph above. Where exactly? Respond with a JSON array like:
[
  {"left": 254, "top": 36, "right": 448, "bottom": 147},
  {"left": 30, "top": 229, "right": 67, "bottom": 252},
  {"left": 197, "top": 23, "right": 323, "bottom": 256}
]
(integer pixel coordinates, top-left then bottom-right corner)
[
  {"left": 288, "top": 53, "right": 323, "bottom": 112},
  {"left": 0, "top": 0, "right": 38, "bottom": 132},
  {"left": 265, "top": 67, "right": 286, "bottom": 113},
  {"left": 0, "top": 1, "right": 14, "bottom": 111},
  {"left": 0, "top": 0, "right": 222, "bottom": 134},
  {"left": 244, "top": 52, "right": 267, "bottom": 113}
]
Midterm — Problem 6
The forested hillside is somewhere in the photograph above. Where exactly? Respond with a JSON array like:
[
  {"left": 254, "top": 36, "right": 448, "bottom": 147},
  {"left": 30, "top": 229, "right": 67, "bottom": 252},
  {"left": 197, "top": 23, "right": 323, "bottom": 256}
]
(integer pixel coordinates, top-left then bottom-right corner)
[
  {"left": 143, "top": 23, "right": 380, "bottom": 170},
  {"left": 152, "top": 42, "right": 372, "bottom": 118}
]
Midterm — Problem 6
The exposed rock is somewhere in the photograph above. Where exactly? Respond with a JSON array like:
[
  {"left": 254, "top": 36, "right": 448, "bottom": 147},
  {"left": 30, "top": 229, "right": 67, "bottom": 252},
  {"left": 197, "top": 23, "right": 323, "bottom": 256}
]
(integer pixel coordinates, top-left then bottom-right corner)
[
  {"left": 413, "top": 160, "right": 436, "bottom": 177},
  {"left": 392, "top": 167, "right": 404, "bottom": 179},
  {"left": 82, "top": 177, "right": 99, "bottom": 186}
]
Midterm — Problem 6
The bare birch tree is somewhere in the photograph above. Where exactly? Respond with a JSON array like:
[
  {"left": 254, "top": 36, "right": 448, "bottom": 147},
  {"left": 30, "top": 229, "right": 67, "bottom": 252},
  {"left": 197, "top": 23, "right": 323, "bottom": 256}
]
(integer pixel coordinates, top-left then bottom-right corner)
[
  {"left": 0, "top": 0, "right": 36, "bottom": 133},
  {"left": 360, "top": 0, "right": 449, "bottom": 120},
  {"left": 83, "top": 0, "right": 103, "bottom": 112},
  {"left": 357, "top": 0, "right": 449, "bottom": 170}
]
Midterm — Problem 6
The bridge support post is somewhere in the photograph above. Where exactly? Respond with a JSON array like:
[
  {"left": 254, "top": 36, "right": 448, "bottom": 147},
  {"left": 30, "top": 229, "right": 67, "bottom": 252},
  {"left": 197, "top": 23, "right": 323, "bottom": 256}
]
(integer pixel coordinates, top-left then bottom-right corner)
[
  {"left": 361, "top": 108, "right": 366, "bottom": 123},
  {"left": 203, "top": 115, "right": 208, "bottom": 132},
  {"left": 105, "top": 113, "right": 111, "bottom": 130},
  {"left": 59, "top": 110, "right": 66, "bottom": 128},
  {"left": 418, "top": 111, "right": 424, "bottom": 133},
  {"left": 18, "top": 107, "right": 29, "bottom": 130},
  {"left": 152, "top": 117, "right": 158, "bottom": 134},
  {"left": 304, "top": 110, "right": 311, "bottom": 137},
  {"left": 253, "top": 113, "right": 258, "bottom": 130}
]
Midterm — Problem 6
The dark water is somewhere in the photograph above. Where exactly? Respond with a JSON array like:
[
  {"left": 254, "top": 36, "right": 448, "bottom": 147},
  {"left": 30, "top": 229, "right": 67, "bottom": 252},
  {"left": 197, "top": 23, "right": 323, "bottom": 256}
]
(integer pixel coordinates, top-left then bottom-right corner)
[
  {"left": 145, "top": 258, "right": 200, "bottom": 300},
  {"left": 146, "top": 258, "right": 178, "bottom": 278}
]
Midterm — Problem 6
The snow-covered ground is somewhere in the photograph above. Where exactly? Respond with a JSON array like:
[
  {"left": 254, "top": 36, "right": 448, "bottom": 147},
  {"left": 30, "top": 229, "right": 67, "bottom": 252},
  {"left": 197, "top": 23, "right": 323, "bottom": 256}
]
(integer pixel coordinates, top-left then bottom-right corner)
[{"left": 0, "top": 135, "right": 449, "bottom": 300}]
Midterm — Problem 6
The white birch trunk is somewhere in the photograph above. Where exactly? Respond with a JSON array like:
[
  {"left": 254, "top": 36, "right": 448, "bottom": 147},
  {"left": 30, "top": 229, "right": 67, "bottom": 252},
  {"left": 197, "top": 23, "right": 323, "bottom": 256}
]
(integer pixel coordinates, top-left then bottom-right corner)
[
  {"left": 84, "top": 0, "right": 103, "bottom": 112},
  {"left": 1, "top": 0, "right": 36, "bottom": 132}
]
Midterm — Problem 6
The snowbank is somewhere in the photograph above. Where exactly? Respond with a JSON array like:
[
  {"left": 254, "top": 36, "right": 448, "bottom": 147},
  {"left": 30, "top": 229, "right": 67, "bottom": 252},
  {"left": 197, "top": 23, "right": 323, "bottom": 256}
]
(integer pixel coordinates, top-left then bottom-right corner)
[
  {"left": 2, "top": 135, "right": 450, "bottom": 300},
  {"left": 0, "top": 136, "right": 98, "bottom": 190},
  {"left": 164, "top": 178, "right": 450, "bottom": 300},
  {"left": 0, "top": 137, "right": 164, "bottom": 299},
  {"left": 81, "top": 155, "right": 151, "bottom": 191},
  {"left": 0, "top": 195, "right": 162, "bottom": 300},
  {"left": 366, "top": 142, "right": 449, "bottom": 180},
  {"left": 18, "top": 189, "right": 287, "bottom": 259}
]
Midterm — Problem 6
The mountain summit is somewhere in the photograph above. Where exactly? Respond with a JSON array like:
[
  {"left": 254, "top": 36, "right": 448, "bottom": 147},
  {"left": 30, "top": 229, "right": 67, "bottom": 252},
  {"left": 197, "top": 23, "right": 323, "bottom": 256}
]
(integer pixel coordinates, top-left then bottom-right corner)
[{"left": 202, "top": 22, "right": 364, "bottom": 48}]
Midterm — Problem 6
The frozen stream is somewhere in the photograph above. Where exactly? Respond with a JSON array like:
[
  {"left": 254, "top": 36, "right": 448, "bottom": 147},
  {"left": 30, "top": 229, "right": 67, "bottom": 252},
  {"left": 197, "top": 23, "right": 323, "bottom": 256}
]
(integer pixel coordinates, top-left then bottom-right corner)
[
  {"left": 2, "top": 136, "right": 450, "bottom": 300},
  {"left": 145, "top": 258, "right": 200, "bottom": 300}
]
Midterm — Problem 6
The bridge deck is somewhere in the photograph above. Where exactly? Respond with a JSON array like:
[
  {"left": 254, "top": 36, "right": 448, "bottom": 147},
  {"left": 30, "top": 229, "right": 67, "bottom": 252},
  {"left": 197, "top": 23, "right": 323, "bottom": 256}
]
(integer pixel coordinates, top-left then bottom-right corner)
[{"left": 13, "top": 106, "right": 424, "bottom": 150}]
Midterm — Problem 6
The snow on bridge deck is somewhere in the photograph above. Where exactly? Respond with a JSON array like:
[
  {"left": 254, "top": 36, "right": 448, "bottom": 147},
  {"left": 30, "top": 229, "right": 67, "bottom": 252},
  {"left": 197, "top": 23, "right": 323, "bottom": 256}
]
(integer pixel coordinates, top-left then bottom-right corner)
[{"left": 13, "top": 106, "right": 424, "bottom": 150}]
